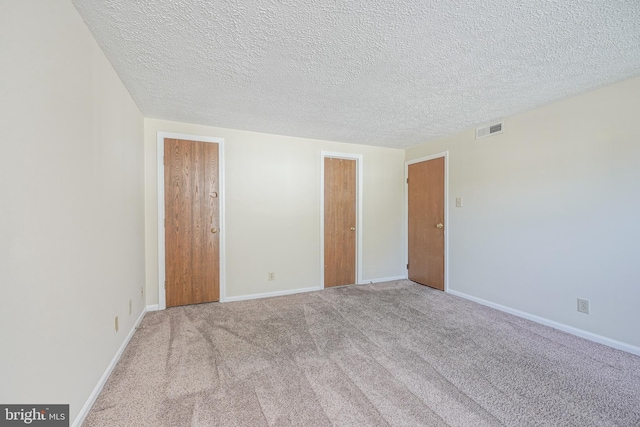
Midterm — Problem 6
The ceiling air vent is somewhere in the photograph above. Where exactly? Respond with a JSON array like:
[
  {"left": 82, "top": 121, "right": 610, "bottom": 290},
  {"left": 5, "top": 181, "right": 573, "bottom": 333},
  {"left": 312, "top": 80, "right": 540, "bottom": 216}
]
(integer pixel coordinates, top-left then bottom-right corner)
[{"left": 476, "top": 120, "right": 505, "bottom": 139}]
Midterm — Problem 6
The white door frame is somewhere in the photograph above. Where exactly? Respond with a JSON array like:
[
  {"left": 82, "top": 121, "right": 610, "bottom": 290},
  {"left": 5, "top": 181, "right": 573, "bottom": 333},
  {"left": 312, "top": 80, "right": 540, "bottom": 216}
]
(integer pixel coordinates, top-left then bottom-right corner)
[
  {"left": 157, "top": 132, "right": 226, "bottom": 309},
  {"left": 405, "top": 151, "right": 449, "bottom": 292},
  {"left": 320, "top": 151, "right": 364, "bottom": 288}
]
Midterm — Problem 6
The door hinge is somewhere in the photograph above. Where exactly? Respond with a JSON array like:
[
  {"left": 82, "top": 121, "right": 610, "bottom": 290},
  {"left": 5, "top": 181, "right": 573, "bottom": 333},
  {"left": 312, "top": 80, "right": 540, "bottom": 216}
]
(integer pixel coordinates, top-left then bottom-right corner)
[
  {"left": 406, "top": 263, "right": 409, "bottom": 269},
  {"left": 164, "top": 280, "right": 166, "bottom": 289},
  {"left": 406, "top": 178, "right": 408, "bottom": 184}
]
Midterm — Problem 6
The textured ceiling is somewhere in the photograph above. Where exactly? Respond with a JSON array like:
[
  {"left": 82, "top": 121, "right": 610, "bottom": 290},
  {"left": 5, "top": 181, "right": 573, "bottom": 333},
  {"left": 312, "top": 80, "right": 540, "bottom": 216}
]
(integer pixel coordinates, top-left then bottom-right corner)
[{"left": 71, "top": 0, "right": 640, "bottom": 149}]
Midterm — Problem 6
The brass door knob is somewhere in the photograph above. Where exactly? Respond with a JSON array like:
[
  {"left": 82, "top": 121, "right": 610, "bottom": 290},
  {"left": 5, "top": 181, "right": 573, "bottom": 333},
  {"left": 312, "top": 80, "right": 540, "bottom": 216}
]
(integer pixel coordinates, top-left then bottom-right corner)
[
  {"left": 350, "top": 227, "right": 356, "bottom": 231},
  {"left": 436, "top": 223, "right": 443, "bottom": 229},
  {"left": 211, "top": 228, "right": 218, "bottom": 233}
]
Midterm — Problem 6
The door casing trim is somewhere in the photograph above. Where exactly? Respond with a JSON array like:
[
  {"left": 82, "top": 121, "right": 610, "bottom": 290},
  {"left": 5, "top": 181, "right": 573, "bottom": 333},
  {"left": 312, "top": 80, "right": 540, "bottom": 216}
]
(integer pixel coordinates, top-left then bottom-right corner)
[
  {"left": 157, "top": 132, "right": 226, "bottom": 309},
  {"left": 405, "top": 151, "right": 449, "bottom": 292},
  {"left": 320, "top": 151, "right": 364, "bottom": 288}
]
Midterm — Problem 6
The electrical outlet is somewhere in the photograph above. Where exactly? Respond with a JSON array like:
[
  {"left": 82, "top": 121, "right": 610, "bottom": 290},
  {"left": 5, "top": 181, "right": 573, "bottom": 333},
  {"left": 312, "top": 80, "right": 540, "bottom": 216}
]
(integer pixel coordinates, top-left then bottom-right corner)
[
  {"left": 268, "top": 272, "right": 275, "bottom": 281},
  {"left": 577, "top": 298, "right": 589, "bottom": 314},
  {"left": 114, "top": 316, "right": 119, "bottom": 333},
  {"left": 129, "top": 299, "right": 132, "bottom": 315}
]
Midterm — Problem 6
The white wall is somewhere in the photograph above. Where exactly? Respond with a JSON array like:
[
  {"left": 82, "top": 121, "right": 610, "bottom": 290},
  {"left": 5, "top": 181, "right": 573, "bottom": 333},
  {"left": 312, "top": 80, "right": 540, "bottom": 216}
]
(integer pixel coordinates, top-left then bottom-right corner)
[
  {"left": 0, "top": 1, "right": 145, "bottom": 424},
  {"left": 406, "top": 75, "right": 640, "bottom": 349},
  {"left": 145, "top": 119, "right": 406, "bottom": 304}
]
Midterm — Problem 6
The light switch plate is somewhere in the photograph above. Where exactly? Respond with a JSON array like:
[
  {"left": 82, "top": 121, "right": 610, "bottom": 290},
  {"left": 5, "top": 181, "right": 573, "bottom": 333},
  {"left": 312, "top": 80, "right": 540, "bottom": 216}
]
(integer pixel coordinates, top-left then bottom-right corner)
[{"left": 456, "top": 197, "right": 463, "bottom": 207}]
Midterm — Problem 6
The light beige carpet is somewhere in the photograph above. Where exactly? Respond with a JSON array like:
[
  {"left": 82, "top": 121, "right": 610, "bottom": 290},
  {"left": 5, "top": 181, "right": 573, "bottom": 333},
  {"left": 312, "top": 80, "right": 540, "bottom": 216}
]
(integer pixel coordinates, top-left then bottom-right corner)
[{"left": 83, "top": 280, "right": 640, "bottom": 426}]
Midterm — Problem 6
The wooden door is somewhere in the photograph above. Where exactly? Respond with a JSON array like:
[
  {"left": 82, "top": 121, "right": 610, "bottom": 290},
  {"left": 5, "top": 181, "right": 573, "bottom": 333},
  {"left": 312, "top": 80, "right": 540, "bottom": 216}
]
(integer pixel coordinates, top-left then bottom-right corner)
[
  {"left": 408, "top": 157, "right": 445, "bottom": 290},
  {"left": 164, "top": 138, "right": 220, "bottom": 307},
  {"left": 324, "top": 157, "right": 356, "bottom": 288}
]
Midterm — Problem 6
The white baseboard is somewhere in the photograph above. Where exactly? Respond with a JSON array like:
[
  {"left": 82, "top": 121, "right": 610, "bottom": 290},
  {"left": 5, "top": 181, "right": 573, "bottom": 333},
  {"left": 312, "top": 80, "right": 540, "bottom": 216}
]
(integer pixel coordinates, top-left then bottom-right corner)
[
  {"left": 223, "top": 278, "right": 408, "bottom": 303},
  {"left": 223, "top": 286, "right": 323, "bottom": 303},
  {"left": 146, "top": 304, "right": 159, "bottom": 312},
  {"left": 72, "top": 307, "right": 147, "bottom": 427},
  {"left": 359, "top": 275, "right": 407, "bottom": 284},
  {"left": 447, "top": 289, "right": 640, "bottom": 357}
]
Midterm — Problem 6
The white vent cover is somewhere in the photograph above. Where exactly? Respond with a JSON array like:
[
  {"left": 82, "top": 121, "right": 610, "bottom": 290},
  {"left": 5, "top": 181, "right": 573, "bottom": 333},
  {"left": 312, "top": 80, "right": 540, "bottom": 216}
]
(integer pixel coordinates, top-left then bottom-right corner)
[{"left": 476, "top": 121, "right": 505, "bottom": 139}]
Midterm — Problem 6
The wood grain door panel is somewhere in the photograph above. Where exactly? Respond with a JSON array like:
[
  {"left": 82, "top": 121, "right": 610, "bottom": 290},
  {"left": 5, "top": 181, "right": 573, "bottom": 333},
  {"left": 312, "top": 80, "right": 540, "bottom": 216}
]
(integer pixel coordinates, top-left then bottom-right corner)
[
  {"left": 164, "top": 138, "right": 220, "bottom": 307},
  {"left": 408, "top": 157, "right": 444, "bottom": 290},
  {"left": 324, "top": 158, "right": 356, "bottom": 288}
]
